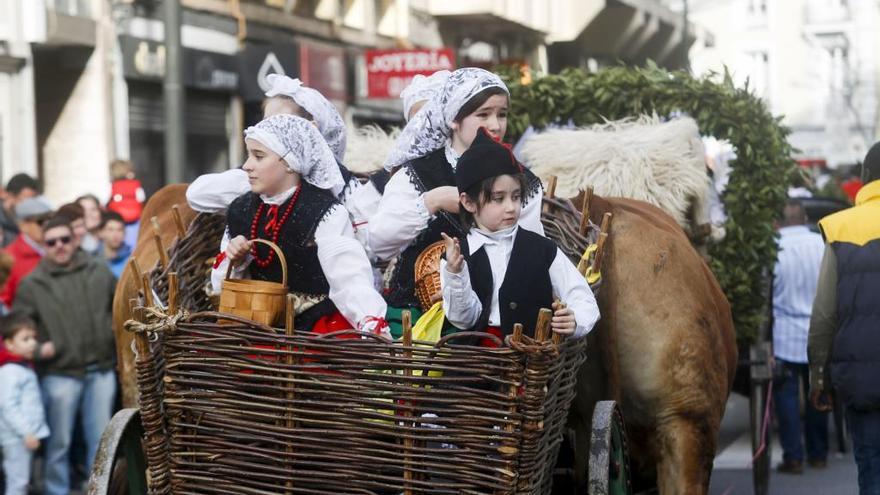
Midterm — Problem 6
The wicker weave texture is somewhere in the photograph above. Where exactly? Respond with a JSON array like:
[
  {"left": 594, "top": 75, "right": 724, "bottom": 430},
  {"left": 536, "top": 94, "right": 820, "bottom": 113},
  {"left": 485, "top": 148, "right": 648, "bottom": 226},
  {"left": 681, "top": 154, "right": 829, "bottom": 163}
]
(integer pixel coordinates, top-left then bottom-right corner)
[{"left": 148, "top": 312, "right": 585, "bottom": 495}]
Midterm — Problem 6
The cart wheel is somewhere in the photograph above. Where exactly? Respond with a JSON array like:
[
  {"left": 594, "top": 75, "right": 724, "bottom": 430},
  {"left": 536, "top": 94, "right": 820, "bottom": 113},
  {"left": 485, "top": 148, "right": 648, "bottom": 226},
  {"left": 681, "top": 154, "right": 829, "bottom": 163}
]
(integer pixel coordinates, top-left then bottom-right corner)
[
  {"left": 750, "top": 380, "right": 772, "bottom": 495},
  {"left": 87, "top": 408, "right": 147, "bottom": 495},
  {"left": 588, "top": 401, "right": 632, "bottom": 495}
]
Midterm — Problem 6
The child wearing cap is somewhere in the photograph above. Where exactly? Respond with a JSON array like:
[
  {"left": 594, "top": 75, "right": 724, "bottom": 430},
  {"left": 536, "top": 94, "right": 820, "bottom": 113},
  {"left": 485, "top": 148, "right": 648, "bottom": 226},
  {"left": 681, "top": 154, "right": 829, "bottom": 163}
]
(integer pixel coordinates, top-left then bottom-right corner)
[{"left": 440, "top": 128, "right": 600, "bottom": 342}]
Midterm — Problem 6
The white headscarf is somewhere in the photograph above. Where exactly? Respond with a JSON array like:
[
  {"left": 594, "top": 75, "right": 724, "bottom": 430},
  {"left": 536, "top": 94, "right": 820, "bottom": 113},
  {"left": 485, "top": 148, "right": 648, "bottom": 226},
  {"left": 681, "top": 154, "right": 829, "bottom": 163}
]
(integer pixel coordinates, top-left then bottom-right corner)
[
  {"left": 400, "top": 70, "right": 451, "bottom": 121},
  {"left": 383, "top": 68, "right": 508, "bottom": 171},
  {"left": 264, "top": 74, "right": 347, "bottom": 164},
  {"left": 244, "top": 114, "right": 345, "bottom": 197}
]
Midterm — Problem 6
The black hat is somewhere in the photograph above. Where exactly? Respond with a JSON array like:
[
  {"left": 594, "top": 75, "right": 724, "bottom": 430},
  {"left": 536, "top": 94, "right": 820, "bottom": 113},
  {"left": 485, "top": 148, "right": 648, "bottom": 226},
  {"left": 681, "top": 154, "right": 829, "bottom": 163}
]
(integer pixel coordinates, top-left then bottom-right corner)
[{"left": 455, "top": 127, "right": 523, "bottom": 192}]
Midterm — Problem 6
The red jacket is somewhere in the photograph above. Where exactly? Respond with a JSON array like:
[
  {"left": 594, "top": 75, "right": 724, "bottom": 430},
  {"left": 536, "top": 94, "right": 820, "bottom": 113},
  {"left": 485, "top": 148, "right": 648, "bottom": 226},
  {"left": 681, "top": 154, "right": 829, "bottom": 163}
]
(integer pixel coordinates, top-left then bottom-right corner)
[
  {"left": 1, "top": 235, "right": 43, "bottom": 307},
  {"left": 108, "top": 178, "right": 145, "bottom": 224}
]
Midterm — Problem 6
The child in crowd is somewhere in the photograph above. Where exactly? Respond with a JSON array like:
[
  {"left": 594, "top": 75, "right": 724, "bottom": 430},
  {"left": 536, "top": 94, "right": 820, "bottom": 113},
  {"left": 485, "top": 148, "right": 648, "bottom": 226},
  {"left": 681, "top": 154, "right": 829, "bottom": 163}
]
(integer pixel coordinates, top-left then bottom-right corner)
[
  {"left": 0, "top": 312, "right": 49, "bottom": 495},
  {"left": 98, "top": 211, "right": 131, "bottom": 279},
  {"left": 440, "top": 128, "right": 600, "bottom": 341},
  {"left": 107, "top": 159, "right": 145, "bottom": 248}
]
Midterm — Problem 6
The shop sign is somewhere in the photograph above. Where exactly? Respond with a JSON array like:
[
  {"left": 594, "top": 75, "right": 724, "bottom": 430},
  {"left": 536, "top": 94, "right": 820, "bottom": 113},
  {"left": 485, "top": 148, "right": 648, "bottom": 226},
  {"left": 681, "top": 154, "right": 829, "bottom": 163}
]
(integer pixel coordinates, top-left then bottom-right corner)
[
  {"left": 239, "top": 42, "right": 299, "bottom": 102},
  {"left": 119, "top": 36, "right": 239, "bottom": 92},
  {"left": 365, "top": 48, "right": 455, "bottom": 98},
  {"left": 299, "top": 41, "right": 348, "bottom": 107}
]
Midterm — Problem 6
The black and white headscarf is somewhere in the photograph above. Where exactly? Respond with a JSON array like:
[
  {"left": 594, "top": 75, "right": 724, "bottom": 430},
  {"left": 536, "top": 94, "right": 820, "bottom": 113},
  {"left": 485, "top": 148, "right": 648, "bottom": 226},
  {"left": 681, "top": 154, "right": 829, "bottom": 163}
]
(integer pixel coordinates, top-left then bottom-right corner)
[
  {"left": 244, "top": 114, "right": 345, "bottom": 196},
  {"left": 383, "top": 68, "right": 509, "bottom": 171}
]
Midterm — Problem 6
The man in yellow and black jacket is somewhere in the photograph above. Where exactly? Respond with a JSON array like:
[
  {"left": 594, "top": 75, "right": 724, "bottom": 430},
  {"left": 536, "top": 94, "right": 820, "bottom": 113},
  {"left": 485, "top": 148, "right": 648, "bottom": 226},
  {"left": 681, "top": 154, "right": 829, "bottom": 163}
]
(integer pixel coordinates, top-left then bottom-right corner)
[{"left": 809, "top": 141, "right": 880, "bottom": 492}]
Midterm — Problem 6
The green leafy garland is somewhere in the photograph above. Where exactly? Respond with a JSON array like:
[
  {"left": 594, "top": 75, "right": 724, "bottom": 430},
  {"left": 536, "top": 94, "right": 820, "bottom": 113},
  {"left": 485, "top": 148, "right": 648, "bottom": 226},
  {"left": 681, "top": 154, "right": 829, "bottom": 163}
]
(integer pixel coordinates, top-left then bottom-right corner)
[{"left": 499, "top": 64, "right": 793, "bottom": 344}]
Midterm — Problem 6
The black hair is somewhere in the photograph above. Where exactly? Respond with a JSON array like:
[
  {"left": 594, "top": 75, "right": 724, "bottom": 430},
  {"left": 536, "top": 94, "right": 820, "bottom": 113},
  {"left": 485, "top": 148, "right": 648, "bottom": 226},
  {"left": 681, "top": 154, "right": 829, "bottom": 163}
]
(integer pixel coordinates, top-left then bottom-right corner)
[
  {"left": 99, "top": 210, "right": 125, "bottom": 230},
  {"left": 41, "top": 215, "right": 73, "bottom": 234},
  {"left": 458, "top": 173, "right": 529, "bottom": 228},
  {"left": 1, "top": 311, "right": 36, "bottom": 341},
  {"left": 781, "top": 198, "right": 807, "bottom": 226},
  {"left": 6, "top": 173, "right": 41, "bottom": 195},
  {"left": 453, "top": 87, "right": 509, "bottom": 123}
]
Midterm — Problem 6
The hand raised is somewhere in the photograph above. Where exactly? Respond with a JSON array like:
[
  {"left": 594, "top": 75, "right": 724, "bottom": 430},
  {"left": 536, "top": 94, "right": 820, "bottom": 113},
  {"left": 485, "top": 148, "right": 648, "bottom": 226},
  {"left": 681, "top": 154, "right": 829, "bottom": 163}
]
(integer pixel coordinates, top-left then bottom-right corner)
[{"left": 441, "top": 232, "right": 464, "bottom": 274}]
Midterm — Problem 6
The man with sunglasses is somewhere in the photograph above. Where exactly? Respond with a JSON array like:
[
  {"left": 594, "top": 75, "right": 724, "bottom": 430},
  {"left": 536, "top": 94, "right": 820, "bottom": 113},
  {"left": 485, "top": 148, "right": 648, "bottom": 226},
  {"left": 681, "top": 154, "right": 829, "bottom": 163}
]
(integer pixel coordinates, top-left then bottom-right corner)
[
  {"left": 12, "top": 216, "right": 117, "bottom": 495},
  {"left": 0, "top": 197, "right": 52, "bottom": 308}
]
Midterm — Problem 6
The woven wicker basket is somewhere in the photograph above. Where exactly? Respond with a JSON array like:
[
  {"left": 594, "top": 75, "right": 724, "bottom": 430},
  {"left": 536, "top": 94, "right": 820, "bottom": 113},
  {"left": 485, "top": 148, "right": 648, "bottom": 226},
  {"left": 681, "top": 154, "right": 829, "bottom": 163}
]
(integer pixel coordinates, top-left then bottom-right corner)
[
  {"left": 414, "top": 240, "right": 445, "bottom": 311},
  {"left": 218, "top": 239, "right": 288, "bottom": 326}
]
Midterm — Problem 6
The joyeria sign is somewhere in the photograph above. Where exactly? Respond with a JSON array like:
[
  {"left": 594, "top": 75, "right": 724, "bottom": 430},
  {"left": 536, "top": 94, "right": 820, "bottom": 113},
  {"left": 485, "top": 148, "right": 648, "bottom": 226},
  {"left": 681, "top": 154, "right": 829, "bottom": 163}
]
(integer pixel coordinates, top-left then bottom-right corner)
[{"left": 365, "top": 48, "right": 455, "bottom": 98}]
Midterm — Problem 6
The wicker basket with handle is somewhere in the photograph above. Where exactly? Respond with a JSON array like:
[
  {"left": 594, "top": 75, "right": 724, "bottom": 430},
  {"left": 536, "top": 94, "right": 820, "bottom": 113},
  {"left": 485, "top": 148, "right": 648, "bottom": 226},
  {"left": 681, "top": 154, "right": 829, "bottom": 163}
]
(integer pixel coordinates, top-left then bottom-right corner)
[
  {"left": 414, "top": 240, "right": 446, "bottom": 311},
  {"left": 218, "top": 239, "right": 288, "bottom": 326}
]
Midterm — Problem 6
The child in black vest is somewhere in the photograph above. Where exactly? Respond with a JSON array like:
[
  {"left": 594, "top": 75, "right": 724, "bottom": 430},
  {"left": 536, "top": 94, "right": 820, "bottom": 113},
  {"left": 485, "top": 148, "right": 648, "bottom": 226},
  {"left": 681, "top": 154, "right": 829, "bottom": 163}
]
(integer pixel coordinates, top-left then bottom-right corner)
[{"left": 440, "top": 128, "right": 599, "bottom": 341}]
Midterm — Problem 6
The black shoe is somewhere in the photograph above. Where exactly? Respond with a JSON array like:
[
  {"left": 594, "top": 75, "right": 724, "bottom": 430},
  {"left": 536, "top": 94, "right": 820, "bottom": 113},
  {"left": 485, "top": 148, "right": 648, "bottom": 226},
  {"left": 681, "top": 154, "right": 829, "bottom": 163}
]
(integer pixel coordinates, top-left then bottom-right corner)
[
  {"left": 776, "top": 459, "right": 804, "bottom": 474},
  {"left": 808, "top": 458, "right": 828, "bottom": 469}
]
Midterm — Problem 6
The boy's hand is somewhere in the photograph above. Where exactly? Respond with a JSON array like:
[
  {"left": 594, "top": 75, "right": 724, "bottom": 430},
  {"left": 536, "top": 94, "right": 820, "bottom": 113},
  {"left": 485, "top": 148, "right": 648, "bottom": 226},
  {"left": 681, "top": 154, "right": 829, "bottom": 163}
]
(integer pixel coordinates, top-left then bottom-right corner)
[
  {"left": 226, "top": 235, "right": 253, "bottom": 264},
  {"left": 24, "top": 435, "right": 39, "bottom": 451},
  {"left": 441, "top": 233, "right": 464, "bottom": 274},
  {"left": 551, "top": 304, "right": 576, "bottom": 335}
]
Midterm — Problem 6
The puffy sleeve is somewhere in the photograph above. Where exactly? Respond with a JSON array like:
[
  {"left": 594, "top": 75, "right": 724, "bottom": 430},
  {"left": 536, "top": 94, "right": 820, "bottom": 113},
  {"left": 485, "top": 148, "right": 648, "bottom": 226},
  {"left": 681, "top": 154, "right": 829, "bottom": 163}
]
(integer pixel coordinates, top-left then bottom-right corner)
[
  {"left": 315, "top": 204, "right": 388, "bottom": 329},
  {"left": 368, "top": 168, "right": 432, "bottom": 261},
  {"left": 209, "top": 229, "right": 251, "bottom": 296},
  {"left": 549, "top": 248, "right": 599, "bottom": 338},
  {"left": 345, "top": 181, "right": 384, "bottom": 260},
  {"left": 518, "top": 186, "right": 545, "bottom": 236},
  {"left": 187, "top": 169, "right": 251, "bottom": 213},
  {"left": 440, "top": 259, "right": 482, "bottom": 330}
]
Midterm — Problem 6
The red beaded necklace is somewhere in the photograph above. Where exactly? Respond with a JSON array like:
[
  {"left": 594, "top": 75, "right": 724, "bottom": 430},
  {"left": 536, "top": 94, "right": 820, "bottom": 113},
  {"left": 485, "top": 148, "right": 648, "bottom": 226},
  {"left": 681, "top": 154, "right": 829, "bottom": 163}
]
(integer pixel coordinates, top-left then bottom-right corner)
[{"left": 248, "top": 187, "right": 302, "bottom": 267}]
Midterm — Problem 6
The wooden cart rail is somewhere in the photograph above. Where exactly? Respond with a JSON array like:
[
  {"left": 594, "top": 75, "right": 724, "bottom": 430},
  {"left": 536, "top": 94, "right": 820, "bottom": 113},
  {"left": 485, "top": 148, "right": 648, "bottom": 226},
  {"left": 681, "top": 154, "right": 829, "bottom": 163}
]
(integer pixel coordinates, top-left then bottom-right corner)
[{"left": 121, "top": 305, "right": 586, "bottom": 495}]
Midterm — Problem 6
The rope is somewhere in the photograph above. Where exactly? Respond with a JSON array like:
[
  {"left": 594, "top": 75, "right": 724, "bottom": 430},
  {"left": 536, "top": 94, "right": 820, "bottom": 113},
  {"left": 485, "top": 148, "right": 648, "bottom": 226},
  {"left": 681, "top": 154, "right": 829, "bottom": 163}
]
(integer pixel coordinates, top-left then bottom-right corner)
[
  {"left": 123, "top": 307, "right": 189, "bottom": 336},
  {"left": 752, "top": 379, "right": 774, "bottom": 463}
]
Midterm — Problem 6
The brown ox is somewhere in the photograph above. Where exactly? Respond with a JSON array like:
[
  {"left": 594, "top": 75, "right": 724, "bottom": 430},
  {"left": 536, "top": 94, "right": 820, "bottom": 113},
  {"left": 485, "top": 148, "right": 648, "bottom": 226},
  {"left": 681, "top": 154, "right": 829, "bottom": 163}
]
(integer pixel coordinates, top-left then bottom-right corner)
[
  {"left": 114, "top": 184, "right": 197, "bottom": 407},
  {"left": 572, "top": 195, "right": 737, "bottom": 494}
]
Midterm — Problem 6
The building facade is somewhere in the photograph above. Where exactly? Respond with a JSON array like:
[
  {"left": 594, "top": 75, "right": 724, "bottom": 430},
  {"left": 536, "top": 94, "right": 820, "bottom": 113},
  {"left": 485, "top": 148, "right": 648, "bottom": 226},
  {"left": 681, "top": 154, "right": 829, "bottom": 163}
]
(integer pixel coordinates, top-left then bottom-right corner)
[
  {"left": 682, "top": 0, "right": 880, "bottom": 168},
  {"left": 1, "top": 0, "right": 695, "bottom": 202}
]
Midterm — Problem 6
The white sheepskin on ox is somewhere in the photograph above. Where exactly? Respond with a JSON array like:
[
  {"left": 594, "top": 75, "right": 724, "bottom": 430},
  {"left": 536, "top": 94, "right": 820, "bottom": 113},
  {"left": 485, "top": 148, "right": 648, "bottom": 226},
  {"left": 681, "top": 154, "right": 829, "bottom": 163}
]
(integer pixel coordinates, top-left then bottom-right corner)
[
  {"left": 520, "top": 116, "right": 710, "bottom": 228},
  {"left": 344, "top": 125, "right": 401, "bottom": 174}
]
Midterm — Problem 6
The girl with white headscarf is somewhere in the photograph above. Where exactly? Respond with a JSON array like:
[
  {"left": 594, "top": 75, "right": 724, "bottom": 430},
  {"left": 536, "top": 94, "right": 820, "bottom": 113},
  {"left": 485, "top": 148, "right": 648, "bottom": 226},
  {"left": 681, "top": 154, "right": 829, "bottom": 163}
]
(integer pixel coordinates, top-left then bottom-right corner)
[
  {"left": 215, "top": 114, "right": 388, "bottom": 336},
  {"left": 186, "top": 74, "right": 361, "bottom": 213},
  {"left": 368, "top": 68, "right": 545, "bottom": 334},
  {"left": 345, "top": 69, "right": 451, "bottom": 256}
]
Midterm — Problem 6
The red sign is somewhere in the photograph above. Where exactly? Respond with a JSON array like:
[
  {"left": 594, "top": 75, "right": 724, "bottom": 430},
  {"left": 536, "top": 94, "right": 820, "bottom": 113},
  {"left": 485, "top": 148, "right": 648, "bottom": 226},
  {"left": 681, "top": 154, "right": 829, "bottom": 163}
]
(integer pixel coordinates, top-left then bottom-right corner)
[{"left": 365, "top": 48, "right": 455, "bottom": 99}]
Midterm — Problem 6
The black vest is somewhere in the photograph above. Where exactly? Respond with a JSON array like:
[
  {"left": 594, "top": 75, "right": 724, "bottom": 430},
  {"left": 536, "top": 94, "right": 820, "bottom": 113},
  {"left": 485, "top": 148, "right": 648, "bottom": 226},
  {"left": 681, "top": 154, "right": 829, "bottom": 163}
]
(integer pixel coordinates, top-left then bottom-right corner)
[
  {"left": 385, "top": 149, "right": 467, "bottom": 307},
  {"left": 368, "top": 169, "right": 392, "bottom": 195},
  {"left": 462, "top": 228, "right": 557, "bottom": 336},
  {"left": 385, "top": 149, "right": 544, "bottom": 308},
  {"left": 226, "top": 184, "right": 339, "bottom": 330},
  {"left": 830, "top": 239, "right": 880, "bottom": 410}
]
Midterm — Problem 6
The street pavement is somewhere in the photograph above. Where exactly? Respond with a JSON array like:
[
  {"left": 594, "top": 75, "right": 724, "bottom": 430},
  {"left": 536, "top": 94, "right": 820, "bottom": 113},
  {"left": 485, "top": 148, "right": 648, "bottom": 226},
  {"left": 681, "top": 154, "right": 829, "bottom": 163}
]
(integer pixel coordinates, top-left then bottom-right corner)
[{"left": 710, "top": 394, "right": 859, "bottom": 494}]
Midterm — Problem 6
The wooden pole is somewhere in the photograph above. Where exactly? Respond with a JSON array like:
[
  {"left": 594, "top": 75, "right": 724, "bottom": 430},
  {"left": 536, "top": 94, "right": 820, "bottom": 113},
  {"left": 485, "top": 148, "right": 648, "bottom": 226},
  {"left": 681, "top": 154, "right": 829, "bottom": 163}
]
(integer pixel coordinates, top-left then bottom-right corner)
[
  {"left": 579, "top": 187, "right": 594, "bottom": 235},
  {"left": 591, "top": 213, "right": 613, "bottom": 274},
  {"left": 546, "top": 175, "right": 558, "bottom": 199},
  {"left": 534, "top": 308, "right": 552, "bottom": 342},
  {"left": 171, "top": 205, "right": 186, "bottom": 238},
  {"left": 167, "top": 272, "right": 179, "bottom": 314},
  {"left": 401, "top": 310, "right": 413, "bottom": 495},
  {"left": 151, "top": 216, "right": 170, "bottom": 269},
  {"left": 552, "top": 302, "right": 566, "bottom": 345},
  {"left": 284, "top": 294, "right": 295, "bottom": 495}
]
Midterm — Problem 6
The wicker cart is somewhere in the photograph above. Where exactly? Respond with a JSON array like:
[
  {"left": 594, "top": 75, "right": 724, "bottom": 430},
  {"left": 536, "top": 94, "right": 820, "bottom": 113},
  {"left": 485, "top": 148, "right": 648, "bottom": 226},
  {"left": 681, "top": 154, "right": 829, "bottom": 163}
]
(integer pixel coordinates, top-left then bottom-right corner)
[{"left": 90, "top": 192, "right": 629, "bottom": 495}]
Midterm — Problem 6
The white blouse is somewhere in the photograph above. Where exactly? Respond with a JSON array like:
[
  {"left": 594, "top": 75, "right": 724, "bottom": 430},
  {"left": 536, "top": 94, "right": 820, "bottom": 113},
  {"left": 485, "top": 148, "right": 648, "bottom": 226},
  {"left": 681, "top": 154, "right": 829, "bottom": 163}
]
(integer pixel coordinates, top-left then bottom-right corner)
[
  {"left": 439, "top": 226, "right": 599, "bottom": 339},
  {"left": 186, "top": 168, "right": 362, "bottom": 214},
  {"left": 211, "top": 190, "right": 387, "bottom": 332},
  {"left": 368, "top": 166, "right": 545, "bottom": 262}
]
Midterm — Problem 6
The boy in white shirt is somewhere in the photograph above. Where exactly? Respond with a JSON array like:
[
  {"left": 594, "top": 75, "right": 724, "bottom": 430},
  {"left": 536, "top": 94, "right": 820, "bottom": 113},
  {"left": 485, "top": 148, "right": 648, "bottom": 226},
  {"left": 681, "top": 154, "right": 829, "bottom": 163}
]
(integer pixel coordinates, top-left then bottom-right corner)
[{"left": 440, "top": 128, "right": 600, "bottom": 342}]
